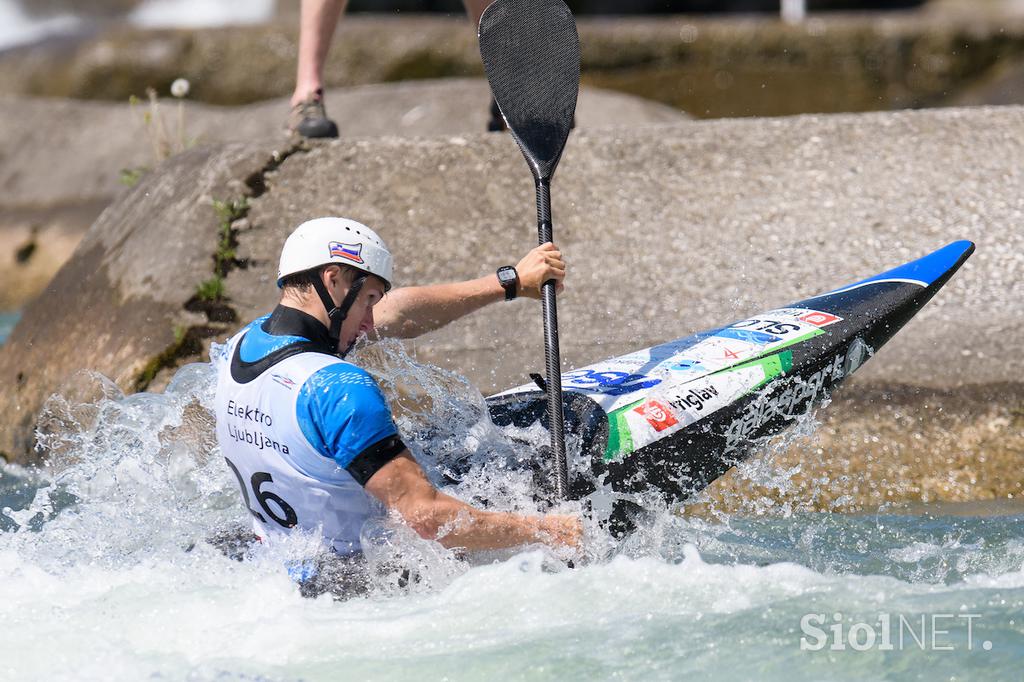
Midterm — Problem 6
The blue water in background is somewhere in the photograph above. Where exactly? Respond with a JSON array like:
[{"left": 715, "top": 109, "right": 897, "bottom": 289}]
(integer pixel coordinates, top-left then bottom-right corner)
[{"left": 0, "top": 312, "right": 20, "bottom": 345}]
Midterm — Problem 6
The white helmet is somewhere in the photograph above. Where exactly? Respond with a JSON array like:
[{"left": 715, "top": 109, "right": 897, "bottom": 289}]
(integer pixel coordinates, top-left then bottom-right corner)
[{"left": 277, "top": 217, "right": 393, "bottom": 291}]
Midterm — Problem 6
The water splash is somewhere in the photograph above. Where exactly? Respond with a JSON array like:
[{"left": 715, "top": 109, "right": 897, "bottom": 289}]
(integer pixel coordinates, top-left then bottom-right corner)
[{"left": 1, "top": 341, "right": 1022, "bottom": 679}]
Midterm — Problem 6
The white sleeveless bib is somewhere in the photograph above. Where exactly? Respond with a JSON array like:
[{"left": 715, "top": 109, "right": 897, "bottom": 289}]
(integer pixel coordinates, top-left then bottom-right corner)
[{"left": 214, "top": 331, "right": 381, "bottom": 555}]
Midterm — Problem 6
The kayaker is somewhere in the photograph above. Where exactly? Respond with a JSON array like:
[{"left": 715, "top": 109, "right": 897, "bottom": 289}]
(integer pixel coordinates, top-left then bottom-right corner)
[{"left": 214, "top": 216, "right": 580, "bottom": 558}]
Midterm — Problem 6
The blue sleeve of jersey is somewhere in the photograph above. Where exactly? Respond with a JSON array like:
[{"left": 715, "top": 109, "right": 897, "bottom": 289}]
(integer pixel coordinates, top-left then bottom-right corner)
[{"left": 295, "top": 364, "right": 399, "bottom": 469}]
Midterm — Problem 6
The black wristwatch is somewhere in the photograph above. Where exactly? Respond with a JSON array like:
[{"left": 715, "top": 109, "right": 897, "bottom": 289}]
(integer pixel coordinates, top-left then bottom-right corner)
[{"left": 496, "top": 265, "right": 518, "bottom": 301}]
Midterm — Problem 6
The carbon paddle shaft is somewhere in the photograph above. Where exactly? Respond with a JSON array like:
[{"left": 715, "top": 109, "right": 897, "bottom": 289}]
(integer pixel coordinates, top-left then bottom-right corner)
[
  {"left": 536, "top": 178, "right": 569, "bottom": 499},
  {"left": 478, "top": 0, "right": 579, "bottom": 500}
]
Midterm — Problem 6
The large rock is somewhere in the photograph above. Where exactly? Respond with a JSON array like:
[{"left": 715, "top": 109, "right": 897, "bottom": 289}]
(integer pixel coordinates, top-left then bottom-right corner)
[
  {"left": 0, "top": 80, "right": 684, "bottom": 309},
  {"left": 952, "top": 56, "right": 1024, "bottom": 107},
  {"left": 0, "top": 141, "right": 286, "bottom": 458},
  {"left": 0, "top": 204, "right": 98, "bottom": 310},
  {"left": 231, "top": 107, "right": 1023, "bottom": 395},
  {"left": 1, "top": 105, "right": 1022, "bottom": 464},
  {"left": 0, "top": 80, "right": 684, "bottom": 209}
]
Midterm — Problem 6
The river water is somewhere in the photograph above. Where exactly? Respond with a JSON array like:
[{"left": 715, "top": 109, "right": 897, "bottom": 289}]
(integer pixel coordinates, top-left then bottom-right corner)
[
  {"left": 0, "top": 0, "right": 277, "bottom": 51},
  {"left": 1, "top": 343, "right": 1021, "bottom": 680},
  {"left": 0, "top": 312, "right": 19, "bottom": 345}
]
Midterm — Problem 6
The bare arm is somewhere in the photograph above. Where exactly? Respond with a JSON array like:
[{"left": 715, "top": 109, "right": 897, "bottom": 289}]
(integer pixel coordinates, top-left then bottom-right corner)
[
  {"left": 365, "top": 452, "right": 581, "bottom": 551},
  {"left": 373, "top": 242, "right": 566, "bottom": 339},
  {"left": 373, "top": 275, "right": 503, "bottom": 340}
]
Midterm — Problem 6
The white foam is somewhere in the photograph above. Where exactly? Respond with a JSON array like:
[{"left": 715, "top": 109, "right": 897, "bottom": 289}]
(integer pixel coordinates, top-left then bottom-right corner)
[{"left": 2, "top": 350, "right": 1023, "bottom": 679}]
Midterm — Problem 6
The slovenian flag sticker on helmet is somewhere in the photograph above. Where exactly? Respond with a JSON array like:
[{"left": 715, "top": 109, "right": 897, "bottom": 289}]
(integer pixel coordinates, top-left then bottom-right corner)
[{"left": 328, "top": 241, "right": 364, "bottom": 264}]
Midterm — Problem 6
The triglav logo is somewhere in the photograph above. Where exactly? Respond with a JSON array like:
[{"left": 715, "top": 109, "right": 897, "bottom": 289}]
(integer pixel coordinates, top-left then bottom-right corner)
[
  {"left": 800, "top": 612, "right": 990, "bottom": 652},
  {"left": 633, "top": 400, "right": 677, "bottom": 432}
]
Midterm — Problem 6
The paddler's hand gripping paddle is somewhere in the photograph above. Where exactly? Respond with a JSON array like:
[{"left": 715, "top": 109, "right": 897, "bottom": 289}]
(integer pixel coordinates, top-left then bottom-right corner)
[{"left": 479, "top": 0, "right": 580, "bottom": 501}]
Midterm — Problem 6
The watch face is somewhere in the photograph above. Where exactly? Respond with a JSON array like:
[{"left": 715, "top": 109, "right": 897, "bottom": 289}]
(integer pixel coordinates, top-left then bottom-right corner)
[{"left": 498, "top": 267, "right": 516, "bottom": 285}]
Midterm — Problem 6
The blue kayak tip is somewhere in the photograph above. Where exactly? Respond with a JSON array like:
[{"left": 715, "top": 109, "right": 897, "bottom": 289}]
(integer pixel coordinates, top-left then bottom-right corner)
[{"left": 829, "top": 240, "right": 975, "bottom": 295}]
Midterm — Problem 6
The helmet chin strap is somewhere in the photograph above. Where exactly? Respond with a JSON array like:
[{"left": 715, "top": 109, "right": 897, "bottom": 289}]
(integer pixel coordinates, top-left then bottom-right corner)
[{"left": 311, "top": 271, "right": 368, "bottom": 357}]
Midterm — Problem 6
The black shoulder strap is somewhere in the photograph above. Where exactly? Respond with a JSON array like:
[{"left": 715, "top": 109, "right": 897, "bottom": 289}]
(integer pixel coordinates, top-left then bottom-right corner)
[{"left": 229, "top": 335, "right": 335, "bottom": 385}]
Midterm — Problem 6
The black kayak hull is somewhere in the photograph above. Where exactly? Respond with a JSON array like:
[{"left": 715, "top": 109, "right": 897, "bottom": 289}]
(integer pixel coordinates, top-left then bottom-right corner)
[{"left": 486, "top": 241, "right": 975, "bottom": 505}]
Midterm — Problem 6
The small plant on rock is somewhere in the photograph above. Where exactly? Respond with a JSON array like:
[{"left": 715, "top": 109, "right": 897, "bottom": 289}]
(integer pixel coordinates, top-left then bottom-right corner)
[{"left": 121, "top": 78, "right": 195, "bottom": 186}]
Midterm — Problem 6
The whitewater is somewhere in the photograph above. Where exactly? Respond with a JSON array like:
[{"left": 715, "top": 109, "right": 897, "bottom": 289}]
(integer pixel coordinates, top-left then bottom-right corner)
[
  {"left": 0, "top": 0, "right": 277, "bottom": 52},
  {"left": 0, "top": 341, "right": 1021, "bottom": 681}
]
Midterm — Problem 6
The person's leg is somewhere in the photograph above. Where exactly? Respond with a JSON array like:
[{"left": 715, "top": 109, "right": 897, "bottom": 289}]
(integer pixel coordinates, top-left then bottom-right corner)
[
  {"left": 293, "top": 0, "right": 348, "bottom": 106},
  {"left": 289, "top": 0, "right": 347, "bottom": 137}
]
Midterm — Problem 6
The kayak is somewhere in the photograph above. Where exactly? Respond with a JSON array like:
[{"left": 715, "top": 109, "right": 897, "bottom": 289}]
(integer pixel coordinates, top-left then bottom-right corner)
[{"left": 485, "top": 241, "right": 975, "bottom": 512}]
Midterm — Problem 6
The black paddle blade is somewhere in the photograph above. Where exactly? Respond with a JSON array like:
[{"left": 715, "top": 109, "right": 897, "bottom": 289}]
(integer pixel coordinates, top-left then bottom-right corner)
[{"left": 478, "top": 0, "right": 580, "bottom": 182}]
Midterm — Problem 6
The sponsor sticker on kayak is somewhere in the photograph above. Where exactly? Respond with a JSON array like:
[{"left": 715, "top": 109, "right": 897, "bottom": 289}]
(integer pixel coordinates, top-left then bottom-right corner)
[
  {"left": 798, "top": 311, "right": 840, "bottom": 326},
  {"left": 605, "top": 364, "right": 769, "bottom": 459},
  {"left": 491, "top": 310, "right": 841, "bottom": 419},
  {"left": 770, "top": 308, "right": 844, "bottom": 326},
  {"left": 561, "top": 369, "right": 662, "bottom": 397},
  {"left": 722, "top": 353, "right": 846, "bottom": 452},
  {"left": 715, "top": 328, "right": 783, "bottom": 345},
  {"left": 659, "top": 308, "right": 843, "bottom": 375},
  {"left": 633, "top": 400, "right": 677, "bottom": 432}
]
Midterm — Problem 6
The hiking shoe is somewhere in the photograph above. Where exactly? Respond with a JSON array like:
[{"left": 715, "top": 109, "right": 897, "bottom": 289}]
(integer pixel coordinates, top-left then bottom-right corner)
[{"left": 288, "top": 89, "right": 339, "bottom": 139}]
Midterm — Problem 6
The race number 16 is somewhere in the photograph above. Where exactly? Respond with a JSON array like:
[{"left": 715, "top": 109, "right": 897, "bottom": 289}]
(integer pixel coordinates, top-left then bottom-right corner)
[{"left": 223, "top": 457, "right": 298, "bottom": 528}]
